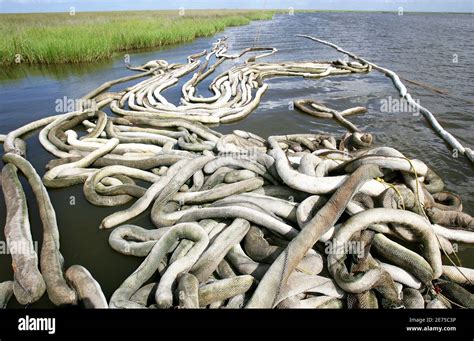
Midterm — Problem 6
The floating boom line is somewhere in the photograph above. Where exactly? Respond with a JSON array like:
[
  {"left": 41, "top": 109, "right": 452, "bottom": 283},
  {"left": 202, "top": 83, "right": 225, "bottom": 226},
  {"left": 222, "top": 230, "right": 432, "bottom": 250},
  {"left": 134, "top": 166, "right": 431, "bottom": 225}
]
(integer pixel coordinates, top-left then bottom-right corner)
[{"left": 297, "top": 34, "right": 474, "bottom": 164}]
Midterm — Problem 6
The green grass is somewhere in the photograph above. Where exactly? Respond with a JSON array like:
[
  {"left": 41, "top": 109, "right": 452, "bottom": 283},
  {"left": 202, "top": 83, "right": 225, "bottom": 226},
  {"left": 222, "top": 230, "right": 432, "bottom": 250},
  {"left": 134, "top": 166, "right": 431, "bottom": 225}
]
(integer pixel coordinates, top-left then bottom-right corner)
[{"left": 0, "top": 10, "right": 278, "bottom": 66}]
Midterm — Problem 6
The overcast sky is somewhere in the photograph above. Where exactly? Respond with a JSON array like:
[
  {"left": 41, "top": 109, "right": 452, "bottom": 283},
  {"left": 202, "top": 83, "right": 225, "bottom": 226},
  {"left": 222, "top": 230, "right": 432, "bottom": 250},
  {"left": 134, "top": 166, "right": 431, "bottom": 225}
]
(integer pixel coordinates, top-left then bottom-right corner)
[{"left": 1, "top": 0, "right": 473, "bottom": 13}]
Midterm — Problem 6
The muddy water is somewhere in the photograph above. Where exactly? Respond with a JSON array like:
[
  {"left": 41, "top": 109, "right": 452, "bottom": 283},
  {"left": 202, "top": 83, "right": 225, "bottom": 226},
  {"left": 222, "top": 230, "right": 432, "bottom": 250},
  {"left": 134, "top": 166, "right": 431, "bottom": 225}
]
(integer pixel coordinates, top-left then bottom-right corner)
[{"left": 0, "top": 12, "right": 472, "bottom": 307}]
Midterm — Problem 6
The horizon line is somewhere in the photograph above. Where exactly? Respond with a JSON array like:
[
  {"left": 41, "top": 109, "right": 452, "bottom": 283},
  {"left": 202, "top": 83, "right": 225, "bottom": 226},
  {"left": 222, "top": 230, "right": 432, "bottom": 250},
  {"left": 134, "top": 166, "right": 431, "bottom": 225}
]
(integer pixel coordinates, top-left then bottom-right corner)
[{"left": 1, "top": 8, "right": 473, "bottom": 14}]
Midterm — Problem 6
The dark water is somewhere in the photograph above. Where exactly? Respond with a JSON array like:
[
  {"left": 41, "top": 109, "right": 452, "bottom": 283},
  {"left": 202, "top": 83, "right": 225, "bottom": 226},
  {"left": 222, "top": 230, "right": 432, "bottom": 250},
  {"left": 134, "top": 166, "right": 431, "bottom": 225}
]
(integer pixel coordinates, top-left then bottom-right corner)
[{"left": 0, "top": 12, "right": 473, "bottom": 308}]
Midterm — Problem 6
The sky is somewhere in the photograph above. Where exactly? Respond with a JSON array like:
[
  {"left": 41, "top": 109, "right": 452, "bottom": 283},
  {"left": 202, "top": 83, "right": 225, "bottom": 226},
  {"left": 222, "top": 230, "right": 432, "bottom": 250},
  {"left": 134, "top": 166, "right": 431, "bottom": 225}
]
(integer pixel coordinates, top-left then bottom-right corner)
[{"left": 0, "top": 0, "right": 473, "bottom": 13}]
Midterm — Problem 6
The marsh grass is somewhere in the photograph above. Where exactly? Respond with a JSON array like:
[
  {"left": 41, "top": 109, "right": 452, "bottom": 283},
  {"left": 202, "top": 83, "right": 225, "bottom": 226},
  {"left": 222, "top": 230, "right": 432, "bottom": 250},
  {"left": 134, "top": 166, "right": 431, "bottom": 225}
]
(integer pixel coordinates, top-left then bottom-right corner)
[{"left": 0, "top": 10, "right": 278, "bottom": 65}]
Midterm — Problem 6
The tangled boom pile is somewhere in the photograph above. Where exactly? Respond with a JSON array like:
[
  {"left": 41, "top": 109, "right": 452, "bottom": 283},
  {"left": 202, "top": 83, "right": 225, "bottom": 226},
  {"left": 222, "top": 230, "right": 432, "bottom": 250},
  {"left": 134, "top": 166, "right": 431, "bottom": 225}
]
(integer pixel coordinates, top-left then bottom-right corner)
[{"left": 0, "top": 37, "right": 473, "bottom": 309}]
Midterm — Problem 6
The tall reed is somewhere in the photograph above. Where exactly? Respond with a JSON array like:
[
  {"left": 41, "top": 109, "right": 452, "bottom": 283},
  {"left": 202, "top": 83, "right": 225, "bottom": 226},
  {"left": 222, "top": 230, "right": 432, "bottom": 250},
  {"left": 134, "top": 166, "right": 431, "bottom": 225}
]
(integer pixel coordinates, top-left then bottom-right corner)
[{"left": 0, "top": 10, "right": 277, "bottom": 65}]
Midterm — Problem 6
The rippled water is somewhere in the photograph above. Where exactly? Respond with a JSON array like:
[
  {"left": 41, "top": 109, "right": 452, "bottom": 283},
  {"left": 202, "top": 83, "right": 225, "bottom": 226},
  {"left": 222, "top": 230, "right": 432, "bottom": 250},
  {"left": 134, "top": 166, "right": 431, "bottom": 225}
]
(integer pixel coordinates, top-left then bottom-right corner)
[{"left": 0, "top": 12, "right": 473, "bottom": 307}]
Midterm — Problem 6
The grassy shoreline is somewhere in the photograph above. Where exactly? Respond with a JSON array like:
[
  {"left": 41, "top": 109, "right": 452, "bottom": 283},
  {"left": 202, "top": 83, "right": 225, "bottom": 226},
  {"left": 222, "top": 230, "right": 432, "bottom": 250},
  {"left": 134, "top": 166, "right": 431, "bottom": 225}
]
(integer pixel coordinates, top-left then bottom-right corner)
[
  {"left": 0, "top": 10, "right": 277, "bottom": 66},
  {"left": 2, "top": 9, "right": 466, "bottom": 66}
]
